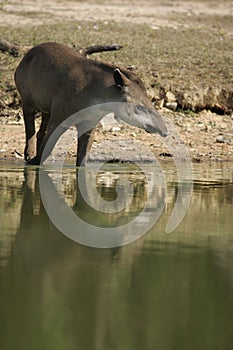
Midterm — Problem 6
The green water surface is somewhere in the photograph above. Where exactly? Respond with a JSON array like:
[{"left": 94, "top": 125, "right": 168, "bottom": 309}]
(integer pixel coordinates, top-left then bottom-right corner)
[{"left": 0, "top": 162, "right": 233, "bottom": 350}]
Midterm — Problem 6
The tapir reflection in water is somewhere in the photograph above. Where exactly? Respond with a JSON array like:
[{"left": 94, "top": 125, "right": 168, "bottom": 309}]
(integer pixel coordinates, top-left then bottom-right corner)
[{"left": 14, "top": 42, "right": 168, "bottom": 166}]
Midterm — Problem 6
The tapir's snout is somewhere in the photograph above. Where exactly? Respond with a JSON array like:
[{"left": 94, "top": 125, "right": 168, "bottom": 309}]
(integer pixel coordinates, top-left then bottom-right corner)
[
  {"left": 144, "top": 109, "right": 168, "bottom": 137},
  {"left": 145, "top": 124, "right": 168, "bottom": 137},
  {"left": 159, "top": 129, "right": 169, "bottom": 137},
  {"left": 157, "top": 124, "right": 168, "bottom": 137}
]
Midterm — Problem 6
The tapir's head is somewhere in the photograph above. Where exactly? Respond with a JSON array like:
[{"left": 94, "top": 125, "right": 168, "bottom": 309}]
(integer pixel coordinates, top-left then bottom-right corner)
[{"left": 113, "top": 68, "right": 168, "bottom": 137}]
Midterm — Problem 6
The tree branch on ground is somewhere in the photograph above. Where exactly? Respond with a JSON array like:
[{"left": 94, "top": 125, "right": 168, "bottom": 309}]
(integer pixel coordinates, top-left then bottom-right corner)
[{"left": 0, "top": 39, "right": 122, "bottom": 57}]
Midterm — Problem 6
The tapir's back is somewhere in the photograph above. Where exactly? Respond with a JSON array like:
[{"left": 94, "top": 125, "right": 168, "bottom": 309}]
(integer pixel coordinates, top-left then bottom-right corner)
[
  {"left": 14, "top": 42, "right": 91, "bottom": 111},
  {"left": 14, "top": 42, "right": 153, "bottom": 114}
]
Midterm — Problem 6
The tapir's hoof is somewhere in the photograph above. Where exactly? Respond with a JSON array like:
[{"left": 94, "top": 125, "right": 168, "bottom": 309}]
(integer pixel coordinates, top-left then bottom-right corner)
[{"left": 26, "top": 157, "right": 40, "bottom": 165}]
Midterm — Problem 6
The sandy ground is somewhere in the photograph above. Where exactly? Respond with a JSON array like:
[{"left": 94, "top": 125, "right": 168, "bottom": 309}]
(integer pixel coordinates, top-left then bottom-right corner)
[
  {"left": 2, "top": 0, "right": 232, "bottom": 27},
  {"left": 1, "top": 108, "right": 232, "bottom": 163}
]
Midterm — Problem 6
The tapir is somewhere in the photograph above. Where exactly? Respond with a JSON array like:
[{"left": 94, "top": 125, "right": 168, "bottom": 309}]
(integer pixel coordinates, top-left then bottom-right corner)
[{"left": 14, "top": 42, "right": 167, "bottom": 165}]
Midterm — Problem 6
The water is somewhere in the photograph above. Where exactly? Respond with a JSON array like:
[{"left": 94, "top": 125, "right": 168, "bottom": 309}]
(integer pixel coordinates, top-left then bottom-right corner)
[{"left": 0, "top": 161, "right": 233, "bottom": 350}]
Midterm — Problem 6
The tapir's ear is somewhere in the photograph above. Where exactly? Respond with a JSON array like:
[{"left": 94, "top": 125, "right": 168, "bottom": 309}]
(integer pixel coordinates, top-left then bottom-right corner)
[{"left": 114, "top": 68, "right": 130, "bottom": 89}]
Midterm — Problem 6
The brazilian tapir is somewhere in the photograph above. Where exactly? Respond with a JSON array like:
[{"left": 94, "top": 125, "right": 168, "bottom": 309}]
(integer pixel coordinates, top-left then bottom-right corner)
[{"left": 14, "top": 42, "right": 167, "bottom": 166}]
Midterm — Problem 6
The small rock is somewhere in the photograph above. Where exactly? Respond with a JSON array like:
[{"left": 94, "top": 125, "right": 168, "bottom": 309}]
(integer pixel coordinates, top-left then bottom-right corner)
[
  {"left": 196, "top": 122, "right": 204, "bottom": 128},
  {"left": 156, "top": 98, "right": 164, "bottom": 109},
  {"left": 111, "top": 126, "right": 121, "bottom": 132},
  {"left": 186, "top": 127, "right": 193, "bottom": 132},
  {"left": 165, "top": 102, "right": 177, "bottom": 111},
  {"left": 165, "top": 91, "right": 176, "bottom": 102},
  {"left": 159, "top": 152, "right": 172, "bottom": 157},
  {"left": 216, "top": 135, "right": 224, "bottom": 143},
  {"left": 100, "top": 113, "right": 121, "bottom": 131},
  {"left": 216, "top": 135, "right": 231, "bottom": 144}
]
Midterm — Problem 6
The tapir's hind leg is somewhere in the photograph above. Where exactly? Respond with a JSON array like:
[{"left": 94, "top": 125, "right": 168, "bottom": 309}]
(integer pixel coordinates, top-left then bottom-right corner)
[
  {"left": 36, "top": 112, "right": 49, "bottom": 155},
  {"left": 27, "top": 114, "right": 65, "bottom": 165},
  {"left": 23, "top": 103, "right": 36, "bottom": 161}
]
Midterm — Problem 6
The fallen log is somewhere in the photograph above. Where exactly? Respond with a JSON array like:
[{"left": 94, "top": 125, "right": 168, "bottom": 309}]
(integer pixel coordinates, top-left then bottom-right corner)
[
  {"left": 0, "top": 40, "right": 21, "bottom": 56},
  {"left": 78, "top": 44, "right": 122, "bottom": 56},
  {"left": 0, "top": 39, "right": 122, "bottom": 57}
]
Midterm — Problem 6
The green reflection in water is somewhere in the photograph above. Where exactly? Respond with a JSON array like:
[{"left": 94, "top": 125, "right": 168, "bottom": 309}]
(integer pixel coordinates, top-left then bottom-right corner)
[{"left": 0, "top": 163, "right": 233, "bottom": 350}]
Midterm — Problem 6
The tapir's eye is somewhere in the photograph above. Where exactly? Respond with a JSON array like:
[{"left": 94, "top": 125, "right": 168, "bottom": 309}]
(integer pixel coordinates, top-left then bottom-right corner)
[{"left": 136, "top": 104, "right": 144, "bottom": 112}]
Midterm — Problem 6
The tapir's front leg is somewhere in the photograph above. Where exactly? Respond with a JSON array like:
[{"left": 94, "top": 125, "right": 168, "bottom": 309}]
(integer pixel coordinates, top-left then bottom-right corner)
[
  {"left": 77, "top": 129, "right": 95, "bottom": 167},
  {"left": 23, "top": 103, "right": 36, "bottom": 161}
]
